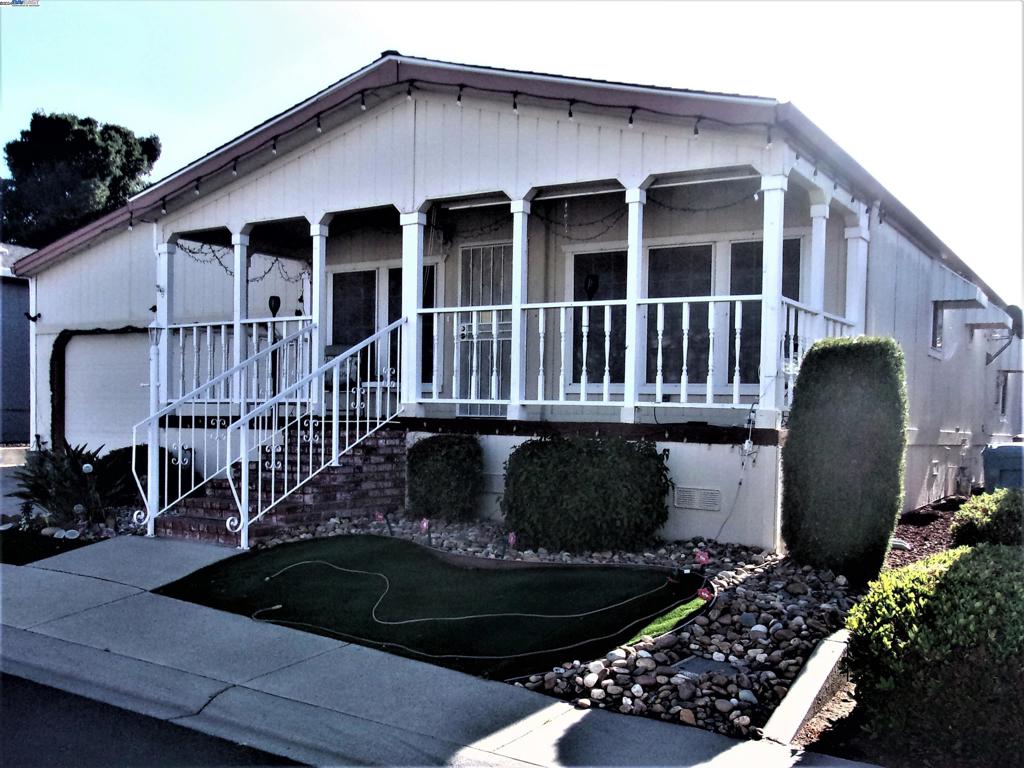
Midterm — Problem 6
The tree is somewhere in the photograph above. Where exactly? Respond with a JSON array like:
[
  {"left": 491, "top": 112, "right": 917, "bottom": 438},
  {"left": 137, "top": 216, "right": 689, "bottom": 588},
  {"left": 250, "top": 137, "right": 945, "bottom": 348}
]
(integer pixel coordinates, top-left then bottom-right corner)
[{"left": 1, "top": 112, "right": 161, "bottom": 248}]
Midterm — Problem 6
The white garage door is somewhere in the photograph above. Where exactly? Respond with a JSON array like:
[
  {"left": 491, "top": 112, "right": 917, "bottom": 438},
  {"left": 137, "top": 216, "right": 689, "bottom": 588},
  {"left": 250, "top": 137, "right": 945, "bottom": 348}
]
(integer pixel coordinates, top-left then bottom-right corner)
[{"left": 65, "top": 333, "right": 150, "bottom": 451}]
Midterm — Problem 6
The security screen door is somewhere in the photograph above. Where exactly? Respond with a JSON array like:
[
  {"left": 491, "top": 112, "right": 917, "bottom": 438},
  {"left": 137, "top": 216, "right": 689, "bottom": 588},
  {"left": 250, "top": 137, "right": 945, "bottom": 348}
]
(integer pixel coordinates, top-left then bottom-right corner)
[{"left": 457, "top": 243, "right": 512, "bottom": 416}]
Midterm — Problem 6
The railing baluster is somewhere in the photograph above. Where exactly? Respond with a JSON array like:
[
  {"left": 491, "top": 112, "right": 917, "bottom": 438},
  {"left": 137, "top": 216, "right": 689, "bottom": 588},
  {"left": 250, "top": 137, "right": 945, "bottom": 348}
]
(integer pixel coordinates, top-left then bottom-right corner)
[
  {"left": 603, "top": 304, "right": 612, "bottom": 403},
  {"left": 706, "top": 301, "right": 715, "bottom": 405},
  {"left": 681, "top": 302, "right": 690, "bottom": 404},
  {"left": 559, "top": 307, "right": 568, "bottom": 402},
  {"left": 192, "top": 327, "right": 200, "bottom": 393},
  {"left": 471, "top": 310, "right": 480, "bottom": 401},
  {"left": 580, "top": 306, "right": 590, "bottom": 402},
  {"left": 451, "top": 313, "right": 461, "bottom": 400},
  {"left": 178, "top": 330, "right": 185, "bottom": 399},
  {"left": 655, "top": 302, "right": 665, "bottom": 403},
  {"left": 432, "top": 313, "right": 439, "bottom": 399},
  {"left": 733, "top": 300, "right": 743, "bottom": 405},
  {"left": 221, "top": 325, "right": 229, "bottom": 400},
  {"left": 332, "top": 364, "right": 340, "bottom": 465},
  {"left": 205, "top": 325, "right": 214, "bottom": 398},
  {"left": 537, "top": 308, "right": 546, "bottom": 401},
  {"left": 787, "top": 306, "right": 796, "bottom": 408},
  {"left": 490, "top": 311, "right": 499, "bottom": 401}
]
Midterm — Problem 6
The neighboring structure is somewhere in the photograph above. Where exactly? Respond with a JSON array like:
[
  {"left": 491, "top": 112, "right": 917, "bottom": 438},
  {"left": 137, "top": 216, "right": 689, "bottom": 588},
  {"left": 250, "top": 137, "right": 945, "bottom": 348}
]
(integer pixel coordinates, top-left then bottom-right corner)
[
  {"left": 14, "top": 53, "right": 1023, "bottom": 550},
  {"left": 1, "top": 243, "right": 32, "bottom": 445}
]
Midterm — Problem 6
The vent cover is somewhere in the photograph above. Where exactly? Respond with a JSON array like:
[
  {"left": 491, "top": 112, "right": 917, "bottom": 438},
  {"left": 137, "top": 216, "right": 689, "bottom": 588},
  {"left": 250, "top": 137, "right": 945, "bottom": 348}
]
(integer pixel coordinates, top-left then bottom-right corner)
[{"left": 674, "top": 487, "right": 722, "bottom": 512}]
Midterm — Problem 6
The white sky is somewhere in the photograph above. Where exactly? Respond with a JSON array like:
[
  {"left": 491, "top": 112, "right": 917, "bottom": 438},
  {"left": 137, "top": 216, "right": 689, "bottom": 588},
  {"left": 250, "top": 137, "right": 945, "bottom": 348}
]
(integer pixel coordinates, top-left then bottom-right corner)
[{"left": 1, "top": 0, "right": 1021, "bottom": 304}]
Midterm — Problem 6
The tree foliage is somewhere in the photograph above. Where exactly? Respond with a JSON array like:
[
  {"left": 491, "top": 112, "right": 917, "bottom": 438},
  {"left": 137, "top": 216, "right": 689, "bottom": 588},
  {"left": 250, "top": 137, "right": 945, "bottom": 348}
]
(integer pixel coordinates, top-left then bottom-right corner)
[{"left": 2, "top": 112, "right": 161, "bottom": 247}]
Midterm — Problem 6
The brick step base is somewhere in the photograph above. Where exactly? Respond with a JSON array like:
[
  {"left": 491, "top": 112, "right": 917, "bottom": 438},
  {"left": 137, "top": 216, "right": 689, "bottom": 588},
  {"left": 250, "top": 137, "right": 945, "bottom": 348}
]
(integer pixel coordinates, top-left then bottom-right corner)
[{"left": 155, "top": 428, "right": 407, "bottom": 547}]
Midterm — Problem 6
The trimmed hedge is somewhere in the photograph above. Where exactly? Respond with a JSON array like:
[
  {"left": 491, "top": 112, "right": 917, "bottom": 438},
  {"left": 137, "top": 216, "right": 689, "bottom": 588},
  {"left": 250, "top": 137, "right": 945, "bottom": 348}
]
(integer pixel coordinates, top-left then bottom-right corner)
[
  {"left": 407, "top": 434, "right": 483, "bottom": 522},
  {"left": 951, "top": 488, "right": 1022, "bottom": 546},
  {"left": 845, "top": 545, "right": 1024, "bottom": 766},
  {"left": 501, "top": 436, "right": 671, "bottom": 552},
  {"left": 781, "top": 336, "right": 907, "bottom": 583}
]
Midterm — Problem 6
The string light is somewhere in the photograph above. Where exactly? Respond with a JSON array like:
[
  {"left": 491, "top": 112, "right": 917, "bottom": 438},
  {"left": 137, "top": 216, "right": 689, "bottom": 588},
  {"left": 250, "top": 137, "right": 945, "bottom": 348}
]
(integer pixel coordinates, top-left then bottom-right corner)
[
  {"left": 406, "top": 82, "right": 413, "bottom": 101},
  {"left": 693, "top": 119, "right": 700, "bottom": 137},
  {"left": 765, "top": 127, "right": 772, "bottom": 149},
  {"left": 193, "top": 179, "right": 201, "bottom": 196},
  {"left": 512, "top": 92, "right": 519, "bottom": 114},
  {"left": 232, "top": 159, "right": 238, "bottom": 176},
  {"left": 813, "top": 165, "right": 818, "bottom": 178},
  {"left": 316, "top": 114, "right": 322, "bottom": 133},
  {"left": 456, "top": 86, "right": 463, "bottom": 107},
  {"left": 160, "top": 198, "right": 167, "bottom": 215},
  {"left": 753, "top": 191, "right": 759, "bottom": 202},
  {"left": 127, "top": 212, "right": 133, "bottom": 231},
  {"left": 628, "top": 108, "right": 635, "bottom": 128},
  {"left": 567, "top": 100, "right": 574, "bottom": 121},
  {"left": 271, "top": 137, "right": 278, "bottom": 155},
  {"left": 360, "top": 91, "right": 367, "bottom": 111}
]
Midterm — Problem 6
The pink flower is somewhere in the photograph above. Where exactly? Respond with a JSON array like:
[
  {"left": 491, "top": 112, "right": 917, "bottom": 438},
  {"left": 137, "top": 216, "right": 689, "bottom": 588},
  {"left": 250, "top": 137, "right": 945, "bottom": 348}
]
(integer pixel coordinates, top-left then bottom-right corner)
[
  {"left": 375, "top": 511, "right": 386, "bottom": 523},
  {"left": 698, "top": 587, "right": 714, "bottom": 602},
  {"left": 507, "top": 531, "right": 517, "bottom": 548},
  {"left": 420, "top": 518, "right": 430, "bottom": 533},
  {"left": 694, "top": 549, "right": 711, "bottom": 565}
]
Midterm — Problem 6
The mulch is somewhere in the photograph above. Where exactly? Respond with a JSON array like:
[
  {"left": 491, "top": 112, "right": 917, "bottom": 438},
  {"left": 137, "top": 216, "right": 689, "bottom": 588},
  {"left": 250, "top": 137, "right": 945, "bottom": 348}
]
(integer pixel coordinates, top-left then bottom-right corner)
[{"left": 884, "top": 497, "right": 960, "bottom": 570}]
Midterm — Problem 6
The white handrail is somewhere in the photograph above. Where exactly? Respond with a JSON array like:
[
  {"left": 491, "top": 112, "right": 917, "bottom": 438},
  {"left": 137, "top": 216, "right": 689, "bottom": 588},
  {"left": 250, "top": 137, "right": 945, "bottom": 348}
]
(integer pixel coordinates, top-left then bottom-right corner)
[
  {"left": 225, "top": 317, "right": 407, "bottom": 548},
  {"left": 131, "top": 322, "right": 316, "bottom": 532}
]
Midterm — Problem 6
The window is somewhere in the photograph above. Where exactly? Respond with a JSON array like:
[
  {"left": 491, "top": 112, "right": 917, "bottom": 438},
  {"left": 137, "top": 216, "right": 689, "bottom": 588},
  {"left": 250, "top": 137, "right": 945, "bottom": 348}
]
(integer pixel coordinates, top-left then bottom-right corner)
[
  {"left": 931, "top": 302, "right": 944, "bottom": 350},
  {"left": 727, "top": 238, "right": 801, "bottom": 384},
  {"left": 645, "top": 244, "right": 713, "bottom": 386},
  {"left": 572, "top": 250, "right": 627, "bottom": 384}
]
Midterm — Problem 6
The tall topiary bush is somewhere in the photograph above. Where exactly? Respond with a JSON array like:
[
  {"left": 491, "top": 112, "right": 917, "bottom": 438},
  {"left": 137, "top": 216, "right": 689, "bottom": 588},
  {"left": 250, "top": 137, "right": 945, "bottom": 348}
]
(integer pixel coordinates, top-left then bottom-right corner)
[
  {"left": 407, "top": 434, "right": 483, "bottom": 522},
  {"left": 781, "top": 336, "right": 907, "bottom": 583},
  {"left": 501, "top": 436, "right": 671, "bottom": 552}
]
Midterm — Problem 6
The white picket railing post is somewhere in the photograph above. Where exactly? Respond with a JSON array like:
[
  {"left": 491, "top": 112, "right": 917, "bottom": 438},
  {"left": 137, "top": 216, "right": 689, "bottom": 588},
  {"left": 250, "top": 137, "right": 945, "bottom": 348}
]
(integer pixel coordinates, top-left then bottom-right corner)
[
  {"left": 232, "top": 231, "right": 250, "bottom": 406},
  {"left": 809, "top": 202, "right": 829, "bottom": 341},
  {"left": 155, "top": 242, "right": 175, "bottom": 406},
  {"left": 758, "top": 174, "right": 788, "bottom": 423},
  {"left": 400, "top": 211, "right": 425, "bottom": 412},
  {"left": 621, "top": 188, "right": 645, "bottom": 421},
  {"left": 145, "top": 324, "right": 161, "bottom": 536},
  {"left": 311, "top": 221, "right": 330, "bottom": 373},
  {"left": 845, "top": 206, "right": 871, "bottom": 335},
  {"left": 508, "top": 199, "right": 530, "bottom": 419}
]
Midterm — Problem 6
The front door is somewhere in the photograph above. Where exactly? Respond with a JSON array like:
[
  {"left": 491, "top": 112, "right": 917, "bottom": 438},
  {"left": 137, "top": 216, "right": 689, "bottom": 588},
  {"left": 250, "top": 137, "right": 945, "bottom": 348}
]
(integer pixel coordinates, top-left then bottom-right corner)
[{"left": 329, "top": 265, "right": 435, "bottom": 384}]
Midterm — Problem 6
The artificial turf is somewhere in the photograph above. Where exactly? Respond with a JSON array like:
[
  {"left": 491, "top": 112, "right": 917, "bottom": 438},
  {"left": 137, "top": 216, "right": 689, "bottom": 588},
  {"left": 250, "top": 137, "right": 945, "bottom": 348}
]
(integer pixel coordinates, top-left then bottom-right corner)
[
  {"left": 157, "top": 534, "right": 706, "bottom": 679},
  {"left": 0, "top": 530, "right": 92, "bottom": 565}
]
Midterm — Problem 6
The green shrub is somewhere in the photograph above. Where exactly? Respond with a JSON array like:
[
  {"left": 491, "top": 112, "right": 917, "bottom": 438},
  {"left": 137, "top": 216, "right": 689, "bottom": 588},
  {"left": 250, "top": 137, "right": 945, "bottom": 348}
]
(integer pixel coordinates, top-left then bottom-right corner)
[
  {"left": 8, "top": 442, "right": 115, "bottom": 526},
  {"left": 951, "top": 488, "right": 1022, "bottom": 546},
  {"left": 501, "top": 436, "right": 671, "bottom": 552},
  {"left": 846, "top": 545, "right": 1024, "bottom": 766},
  {"left": 781, "top": 336, "right": 907, "bottom": 583},
  {"left": 407, "top": 434, "right": 483, "bottom": 522}
]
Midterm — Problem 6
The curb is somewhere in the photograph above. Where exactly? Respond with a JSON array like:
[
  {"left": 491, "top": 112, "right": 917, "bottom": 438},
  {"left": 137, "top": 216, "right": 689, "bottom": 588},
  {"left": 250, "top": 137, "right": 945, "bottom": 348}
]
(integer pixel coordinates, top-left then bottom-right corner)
[{"left": 760, "top": 629, "right": 849, "bottom": 746}]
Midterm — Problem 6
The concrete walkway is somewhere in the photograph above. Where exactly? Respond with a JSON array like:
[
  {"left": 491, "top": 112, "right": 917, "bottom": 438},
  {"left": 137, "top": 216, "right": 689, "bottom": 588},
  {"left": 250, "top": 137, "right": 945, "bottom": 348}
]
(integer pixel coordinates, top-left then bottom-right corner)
[{"left": 0, "top": 536, "right": 870, "bottom": 767}]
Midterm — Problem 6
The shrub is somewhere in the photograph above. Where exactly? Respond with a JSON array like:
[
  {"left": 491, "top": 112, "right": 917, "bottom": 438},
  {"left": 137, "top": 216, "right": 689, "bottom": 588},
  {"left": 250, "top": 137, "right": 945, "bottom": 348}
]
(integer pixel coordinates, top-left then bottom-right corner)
[
  {"left": 781, "top": 336, "right": 907, "bottom": 583},
  {"left": 951, "top": 488, "right": 1022, "bottom": 546},
  {"left": 8, "top": 442, "right": 114, "bottom": 526},
  {"left": 407, "top": 434, "right": 483, "bottom": 522},
  {"left": 845, "top": 545, "right": 1024, "bottom": 766},
  {"left": 501, "top": 436, "right": 671, "bottom": 552}
]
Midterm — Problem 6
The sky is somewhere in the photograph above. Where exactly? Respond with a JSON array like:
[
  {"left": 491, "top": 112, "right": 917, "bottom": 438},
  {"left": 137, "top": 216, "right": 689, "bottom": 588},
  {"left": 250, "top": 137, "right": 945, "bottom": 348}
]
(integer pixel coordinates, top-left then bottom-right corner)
[{"left": 1, "top": 1, "right": 1021, "bottom": 304}]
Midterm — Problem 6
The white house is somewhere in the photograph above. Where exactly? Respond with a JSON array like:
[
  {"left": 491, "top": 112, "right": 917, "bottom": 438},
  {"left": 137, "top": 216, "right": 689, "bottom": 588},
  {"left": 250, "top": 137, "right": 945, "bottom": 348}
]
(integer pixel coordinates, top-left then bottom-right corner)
[{"left": 13, "top": 52, "right": 1022, "bottom": 550}]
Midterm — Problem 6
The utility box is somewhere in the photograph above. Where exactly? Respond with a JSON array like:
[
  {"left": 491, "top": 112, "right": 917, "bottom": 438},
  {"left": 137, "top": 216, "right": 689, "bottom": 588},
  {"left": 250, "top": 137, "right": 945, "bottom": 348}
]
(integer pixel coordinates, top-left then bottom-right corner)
[{"left": 982, "top": 444, "right": 1024, "bottom": 493}]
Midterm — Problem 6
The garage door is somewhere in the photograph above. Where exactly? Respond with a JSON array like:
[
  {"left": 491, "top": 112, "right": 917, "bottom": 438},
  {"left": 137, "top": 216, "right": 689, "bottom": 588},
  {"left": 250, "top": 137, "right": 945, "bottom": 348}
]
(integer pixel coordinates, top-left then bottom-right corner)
[{"left": 65, "top": 333, "right": 149, "bottom": 451}]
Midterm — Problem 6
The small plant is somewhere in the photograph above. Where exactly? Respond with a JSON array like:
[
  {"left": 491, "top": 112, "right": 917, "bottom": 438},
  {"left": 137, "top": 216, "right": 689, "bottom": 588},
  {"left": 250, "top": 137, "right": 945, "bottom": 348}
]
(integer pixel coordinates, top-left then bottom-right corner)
[
  {"left": 501, "top": 435, "right": 671, "bottom": 553},
  {"left": 951, "top": 488, "right": 1022, "bottom": 546},
  {"left": 845, "top": 545, "right": 1024, "bottom": 767},
  {"left": 781, "top": 336, "right": 908, "bottom": 584},
  {"left": 8, "top": 442, "right": 115, "bottom": 527},
  {"left": 407, "top": 434, "right": 484, "bottom": 522}
]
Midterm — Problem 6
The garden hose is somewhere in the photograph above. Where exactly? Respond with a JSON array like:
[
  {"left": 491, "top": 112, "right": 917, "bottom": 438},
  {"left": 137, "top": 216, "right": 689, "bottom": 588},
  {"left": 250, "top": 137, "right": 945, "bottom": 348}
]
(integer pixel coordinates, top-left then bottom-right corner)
[{"left": 250, "top": 560, "right": 715, "bottom": 670}]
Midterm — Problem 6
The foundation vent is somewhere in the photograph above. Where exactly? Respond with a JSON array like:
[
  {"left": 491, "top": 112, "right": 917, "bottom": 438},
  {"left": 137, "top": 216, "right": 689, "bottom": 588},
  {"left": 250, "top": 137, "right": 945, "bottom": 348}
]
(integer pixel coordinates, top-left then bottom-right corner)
[{"left": 673, "top": 487, "right": 722, "bottom": 512}]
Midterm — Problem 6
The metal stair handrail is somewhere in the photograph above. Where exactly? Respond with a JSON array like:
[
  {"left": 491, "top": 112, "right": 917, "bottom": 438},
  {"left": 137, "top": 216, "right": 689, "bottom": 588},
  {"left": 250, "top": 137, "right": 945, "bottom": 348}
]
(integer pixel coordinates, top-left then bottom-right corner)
[
  {"left": 131, "top": 322, "right": 316, "bottom": 532},
  {"left": 225, "top": 317, "right": 407, "bottom": 548}
]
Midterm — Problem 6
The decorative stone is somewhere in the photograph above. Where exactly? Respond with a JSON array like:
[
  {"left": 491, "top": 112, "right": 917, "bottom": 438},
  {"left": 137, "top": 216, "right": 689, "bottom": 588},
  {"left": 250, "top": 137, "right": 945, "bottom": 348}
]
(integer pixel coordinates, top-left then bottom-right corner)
[
  {"left": 576, "top": 698, "right": 591, "bottom": 709},
  {"left": 606, "top": 649, "right": 627, "bottom": 662},
  {"left": 630, "top": 683, "right": 644, "bottom": 697},
  {"left": 714, "top": 699, "right": 734, "bottom": 714},
  {"left": 587, "top": 660, "right": 606, "bottom": 674},
  {"left": 583, "top": 672, "right": 599, "bottom": 688},
  {"left": 738, "top": 690, "right": 758, "bottom": 705},
  {"left": 679, "top": 708, "right": 697, "bottom": 726}
]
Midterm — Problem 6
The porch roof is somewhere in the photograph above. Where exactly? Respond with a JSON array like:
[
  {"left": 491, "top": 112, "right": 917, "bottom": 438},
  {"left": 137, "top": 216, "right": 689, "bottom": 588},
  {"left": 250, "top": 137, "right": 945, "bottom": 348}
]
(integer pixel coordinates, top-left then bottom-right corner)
[{"left": 11, "top": 53, "right": 1010, "bottom": 312}]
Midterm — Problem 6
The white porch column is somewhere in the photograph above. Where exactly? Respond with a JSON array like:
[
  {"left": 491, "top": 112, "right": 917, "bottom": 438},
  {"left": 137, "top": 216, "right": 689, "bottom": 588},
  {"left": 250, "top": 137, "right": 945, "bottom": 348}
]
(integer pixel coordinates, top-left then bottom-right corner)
[
  {"left": 231, "top": 232, "right": 249, "bottom": 405},
  {"left": 758, "top": 174, "right": 788, "bottom": 423},
  {"left": 310, "top": 223, "right": 328, "bottom": 371},
  {"left": 155, "top": 242, "right": 175, "bottom": 405},
  {"left": 621, "top": 188, "right": 646, "bottom": 423},
  {"left": 844, "top": 211, "right": 870, "bottom": 335},
  {"left": 808, "top": 202, "right": 829, "bottom": 340},
  {"left": 508, "top": 200, "right": 530, "bottom": 420},
  {"left": 400, "top": 211, "right": 426, "bottom": 410}
]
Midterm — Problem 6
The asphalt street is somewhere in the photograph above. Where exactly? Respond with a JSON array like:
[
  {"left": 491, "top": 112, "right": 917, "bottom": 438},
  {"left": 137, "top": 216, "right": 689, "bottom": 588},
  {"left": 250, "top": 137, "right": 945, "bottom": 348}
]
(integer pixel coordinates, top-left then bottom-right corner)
[{"left": 0, "top": 673, "right": 299, "bottom": 767}]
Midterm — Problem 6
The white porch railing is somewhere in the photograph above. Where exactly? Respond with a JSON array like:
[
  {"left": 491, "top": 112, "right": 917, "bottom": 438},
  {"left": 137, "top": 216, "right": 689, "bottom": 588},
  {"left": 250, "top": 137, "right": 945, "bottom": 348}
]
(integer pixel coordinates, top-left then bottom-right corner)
[
  {"left": 131, "top": 323, "right": 316, "bottom": 533},
  {"left": 167, "top": 316, "right": 312, "bottom": 402},
  {"left": 225, "top": 318, "right": 406, "bottom": 548},
  {"left": 418, "top": 296, "right": 853, "bottom": 410}
]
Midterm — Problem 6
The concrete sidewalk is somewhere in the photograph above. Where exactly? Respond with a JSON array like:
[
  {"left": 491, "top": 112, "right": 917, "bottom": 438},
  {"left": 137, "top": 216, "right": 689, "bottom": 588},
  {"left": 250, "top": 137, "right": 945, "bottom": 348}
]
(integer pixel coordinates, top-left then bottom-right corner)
[{"left": 0, "top": 536, "right": 869, "bottom": 767}]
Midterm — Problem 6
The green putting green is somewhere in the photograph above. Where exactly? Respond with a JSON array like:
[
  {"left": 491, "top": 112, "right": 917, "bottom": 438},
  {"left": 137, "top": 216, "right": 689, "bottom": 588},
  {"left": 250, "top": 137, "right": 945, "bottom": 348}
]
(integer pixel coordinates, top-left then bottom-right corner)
[{"left": 158, "top": 534, "right": 706, "bottom": 679}]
